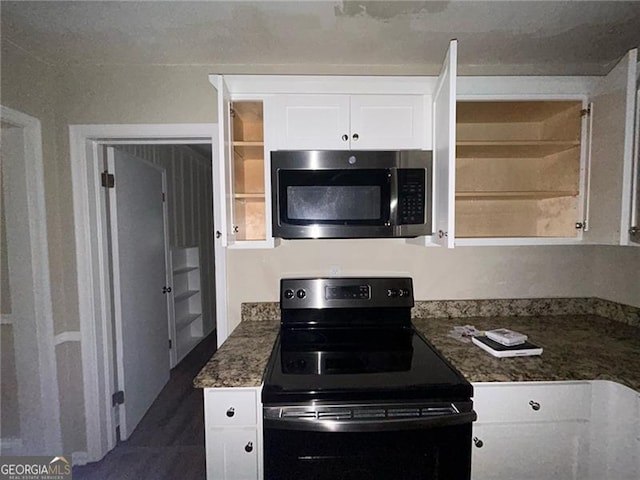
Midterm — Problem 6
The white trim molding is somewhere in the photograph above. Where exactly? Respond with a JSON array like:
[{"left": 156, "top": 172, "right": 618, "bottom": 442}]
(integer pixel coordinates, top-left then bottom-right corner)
[
  {"left": 69, "top": 123, "right": 220, "bottom": 463},
  {"left": 0, "top": 105, "right": 62, "bottom": 455}
]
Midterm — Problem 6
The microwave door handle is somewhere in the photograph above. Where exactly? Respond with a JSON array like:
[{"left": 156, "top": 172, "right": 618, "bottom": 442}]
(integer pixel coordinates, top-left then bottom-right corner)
[{"left": 389, "top": 168, "right": 398, "bottom": 226}]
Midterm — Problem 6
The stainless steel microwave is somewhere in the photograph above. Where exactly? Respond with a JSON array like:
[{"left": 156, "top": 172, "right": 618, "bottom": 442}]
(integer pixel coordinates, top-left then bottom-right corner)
[{"left": 271, "top": 150, "right": 432, "bottom": 239}]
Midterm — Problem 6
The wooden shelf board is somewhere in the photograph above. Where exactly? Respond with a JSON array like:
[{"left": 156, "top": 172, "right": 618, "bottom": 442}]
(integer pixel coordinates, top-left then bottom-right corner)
[
  {"left": 173, "top": 265, "right": 198, "bottom": 275},
  {"left": 457, "top": 140, "right": 580, "bottom": 158},
  {"left": 235, "top": 193, "right": 265, "bottom": 199},
  {"left": 457, "top": 101, "right": 582, "bottom": 123},
  {"left": 174, "top": 289, "right": 199, "bottom": 302},
  {"left": 456, "top": 191, "right": 578, "bottom": 200},
  {"left": 233, "top": 142, "right": 264, "bottom": 160},
  {"left": 176, "top": 313, "right": 202, "bottom": 331}
]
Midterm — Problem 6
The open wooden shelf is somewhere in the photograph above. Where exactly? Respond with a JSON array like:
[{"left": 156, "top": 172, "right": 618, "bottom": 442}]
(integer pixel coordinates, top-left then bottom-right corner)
[
  {"left": 455, "top": 100, "right": 583, "bottom": 239},
  {"left": 457, "top": 140, "right": 580, "bottom": 158},
  {"left": 231, "top": 101, "right": 267, "bottom": 242},
  {"left": 457, "top": 191, "right": 578, "bottom": 201},
  {"left": 234, "top": 193, "right": 264, "bottom": 199},
  {"left": 233, "top": 142, "right": 264, "bottom": 159}
]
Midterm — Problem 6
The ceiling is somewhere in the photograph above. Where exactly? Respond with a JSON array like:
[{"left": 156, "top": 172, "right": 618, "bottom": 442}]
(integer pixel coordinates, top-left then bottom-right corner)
[{"left": 2, "top": 1, "right": 640, "bottom": 76}]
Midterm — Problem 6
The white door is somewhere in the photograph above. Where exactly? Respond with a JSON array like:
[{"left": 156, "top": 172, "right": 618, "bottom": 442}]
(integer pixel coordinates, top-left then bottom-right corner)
[
  {"left": 583, "top": 48, "right": 638, "bottom": 245},
  {"left": 432, "top": 39, "right": 458, "bottom": 248},
  {"left": 350, "top": 95, "right": 426, "bottom": 149},
  {"left": 275, "top": 94, "right": 351, "bottom": 149},
  {"left": 107, "top": 147, "right": 170, "bottom": 440}
]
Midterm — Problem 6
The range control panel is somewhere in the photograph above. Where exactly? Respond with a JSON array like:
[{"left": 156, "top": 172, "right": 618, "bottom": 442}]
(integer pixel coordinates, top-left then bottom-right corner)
[{"left": 280, "top": 277, "right": 414, "bottom": 310}]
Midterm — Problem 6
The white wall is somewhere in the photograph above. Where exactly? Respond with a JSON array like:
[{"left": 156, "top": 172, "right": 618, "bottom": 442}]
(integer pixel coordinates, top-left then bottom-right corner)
[
  {"left": 227, "top": 242, "right": 598, "bottom": 332},
  {"left": 592, "top": 246, "right": 640, "bottom": 307}
]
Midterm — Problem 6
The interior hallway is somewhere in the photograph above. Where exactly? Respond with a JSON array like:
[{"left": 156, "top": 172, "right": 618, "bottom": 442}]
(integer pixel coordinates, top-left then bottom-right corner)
[{"left": 73, "top": 332, "right": 217, "bottom": 480}]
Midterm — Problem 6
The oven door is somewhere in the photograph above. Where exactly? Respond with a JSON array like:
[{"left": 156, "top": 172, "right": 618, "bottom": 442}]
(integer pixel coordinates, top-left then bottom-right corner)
[
  {"left": 263, "top": 403, "right": 475, "bottom": 480},
  {"left": 274, "top": 167, "right": 394, "bottom": 239}
]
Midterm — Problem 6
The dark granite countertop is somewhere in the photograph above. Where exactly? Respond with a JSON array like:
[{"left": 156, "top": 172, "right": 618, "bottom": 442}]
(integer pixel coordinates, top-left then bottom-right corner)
[
  {"left": 194, "top": 313, "right": 640, "bottom": 392},
  {"left": 413, "top": 315, "right": 640, "bottom": 392}
]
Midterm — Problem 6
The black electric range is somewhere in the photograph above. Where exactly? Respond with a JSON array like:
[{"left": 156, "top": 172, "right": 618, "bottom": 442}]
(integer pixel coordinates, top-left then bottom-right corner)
[{"left": 261, "top": 277, "right": 476, "bottom": 480}]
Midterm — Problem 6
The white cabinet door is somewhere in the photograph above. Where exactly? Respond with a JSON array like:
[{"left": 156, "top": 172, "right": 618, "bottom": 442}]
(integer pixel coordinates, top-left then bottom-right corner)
[
  {"left": 432, "top": 39, "right": 457, "bottom": 248},
  {"left": 588, "top": 381, "right": 640, "bottom": 480},
  {"left": 276, "top": 94, "right": 350, "bottom": 149},
  {"left": 275, "top": 94, "right": 427, "bottom": 150},
  {"left": 206, "top": 428, "right": 258, "bottom": 480},
  {"left": 472, "top": 422, "right": 589, "bottom": 480},
  {"left": 584, "top": 48, "right": 638, "bottom": 245},
  {"left": 213, "top": 75, "right": 236, "bottom": 247},
  {"left": 350, "top": 95, "right": 426, "bottom": 149}
]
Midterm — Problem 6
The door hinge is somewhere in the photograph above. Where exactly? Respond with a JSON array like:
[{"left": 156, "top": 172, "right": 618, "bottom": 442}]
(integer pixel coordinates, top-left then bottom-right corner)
[
  {"left": 580, "top": 107, "right": 591, "bottom": 117},
  {"left": 112, "top": 390, "right": 125, "bottom": 406},
  {"left": 162, "top": 192, "right": 166, "bottom": 202},
  {"left": 101, "top": 171, "right": 115, "bottom": 188},
  {"left": 230, "top": 106, "right": 235, "bottom": 118},
  {"left": 169, "top": 339, "right": 172, "bottom": 349},
  {"left": 630, "top": 226, "right": 639, "bottom": 235}
]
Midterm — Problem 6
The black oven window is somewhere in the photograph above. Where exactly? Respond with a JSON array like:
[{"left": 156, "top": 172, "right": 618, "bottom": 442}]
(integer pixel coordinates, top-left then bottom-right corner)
[{"left": 287, "top": 185, "right": 381, "bottom": 221}]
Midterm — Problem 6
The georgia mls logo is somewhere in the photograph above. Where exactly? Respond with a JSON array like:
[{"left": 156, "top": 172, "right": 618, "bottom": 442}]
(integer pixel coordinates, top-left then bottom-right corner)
[{"left": 0, "top": 455, "right": 71, "bottom": 480}]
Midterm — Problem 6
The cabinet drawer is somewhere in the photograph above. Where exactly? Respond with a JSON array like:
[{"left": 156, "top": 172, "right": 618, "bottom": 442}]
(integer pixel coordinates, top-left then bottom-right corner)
[
  {"left": 205, "top": 389, "right": 257, "bottom": 426},
  {"left": 473, "top": 382, "right": 591, "bottom": 423}
]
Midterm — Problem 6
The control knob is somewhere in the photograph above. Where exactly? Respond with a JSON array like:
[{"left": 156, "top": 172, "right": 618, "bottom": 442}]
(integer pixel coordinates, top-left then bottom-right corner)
[
  {"left": 296, "top": 289, "right": 306, "bottom": 299},
  {"left": 387, "top": 289, "right": 399, "bottom": 297},
  {"left": 284, "top": 289, "right": 295, "bottom": 299}
]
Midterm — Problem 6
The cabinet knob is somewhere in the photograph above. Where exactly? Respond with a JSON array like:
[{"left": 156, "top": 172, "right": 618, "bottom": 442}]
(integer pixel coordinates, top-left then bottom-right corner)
[
  {"left": 226, "top": 407, "right": 235, "bottom": 417},
  {"left": 352, "top": 133, "right": 359, "bottom": 141},
  {"left": 216, "top": 230, "right": 222, "bottom": 239},
  {"left": 473, "top": 437, "right": 484, "bottom": 448},
  {"left": 244, "top": 441, "right": 253, "bottom": 453},
  {"left": 529, "top": 400, "right": 541, "bottom": 411},
  {"left": 232, "top": 225, "right": 239, "bottom": 234},
  {"left": 341, "top": 134, "right": 349, "bottom": 141},
  {"left": 575, "top": 222, "right": 584, "bottom": 230},
  {"left": 162, "top": 286, "right": 172, "bottom": 294}
]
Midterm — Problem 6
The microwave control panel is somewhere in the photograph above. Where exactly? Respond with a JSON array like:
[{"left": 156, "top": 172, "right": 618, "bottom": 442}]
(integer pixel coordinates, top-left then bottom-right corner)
[{"left": 397, "top": 169, "right": 425, "bottom": 224}]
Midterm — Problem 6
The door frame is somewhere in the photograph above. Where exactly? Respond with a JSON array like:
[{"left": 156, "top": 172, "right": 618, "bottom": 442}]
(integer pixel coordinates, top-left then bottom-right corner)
[
  {"left": 0, "top": 105, "right": 61, "bottom": 454},
  {"left": 69, "top": 124, "right": 223, "bottom": 463}
]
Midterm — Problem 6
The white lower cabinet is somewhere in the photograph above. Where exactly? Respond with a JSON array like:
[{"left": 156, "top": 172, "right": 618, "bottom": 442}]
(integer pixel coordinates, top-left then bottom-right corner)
[
  {"left": 471, "top": 381, "right": 640, "bottom": 480},
  {"left": 204, "top": 388, "right": 262, "bottom": 480}
]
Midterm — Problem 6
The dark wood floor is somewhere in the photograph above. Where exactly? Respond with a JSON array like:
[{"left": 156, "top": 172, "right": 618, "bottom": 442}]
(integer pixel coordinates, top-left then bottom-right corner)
[{"left": 73, "top": 332, "right": 217, "bottom": 480}]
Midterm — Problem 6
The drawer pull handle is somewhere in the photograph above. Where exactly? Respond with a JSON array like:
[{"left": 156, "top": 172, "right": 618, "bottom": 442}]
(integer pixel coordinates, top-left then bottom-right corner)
[
  {"left": 473, "top": 437, "right": 483, "bottom": 448},
  {"left": 226, "top": 407, "right": 235, "bottom": 417},
  {"left": 529, "top": 400, "right": 541, "bottom": 411},
  {"left": 244, "top": 441, "right": 253, "bottom": 453}
]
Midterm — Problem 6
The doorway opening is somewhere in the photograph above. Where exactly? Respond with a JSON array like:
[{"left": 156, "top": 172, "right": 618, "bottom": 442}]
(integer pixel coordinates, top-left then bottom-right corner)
[
  {"left": 0, "top": 105, "right": 61, "bottom": 455},
  {"left": 70, "top": 124, "right": 225, "bottom": 463}
]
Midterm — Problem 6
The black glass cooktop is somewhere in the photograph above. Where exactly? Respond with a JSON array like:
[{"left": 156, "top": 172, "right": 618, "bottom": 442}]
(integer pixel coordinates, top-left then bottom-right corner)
[{"left": 262, "top": 326, "right": 473, "bottom": 404}]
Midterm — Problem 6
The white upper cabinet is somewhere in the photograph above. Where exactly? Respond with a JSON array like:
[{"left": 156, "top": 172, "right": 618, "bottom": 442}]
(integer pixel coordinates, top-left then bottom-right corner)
[
  {"left": 583, "top": 48, "right": 638, "bottom": 245},
  {"left": 275, "top": 94, "right": 427, "bottom": 150},
  {"left": 210, "top": 75, "right": 276, "bottom": 249}
]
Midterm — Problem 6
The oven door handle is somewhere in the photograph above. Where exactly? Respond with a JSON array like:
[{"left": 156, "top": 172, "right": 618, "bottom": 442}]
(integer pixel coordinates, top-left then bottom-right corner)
[{"left": 264, "top": 410, "right": 477, "bottom": 432}]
